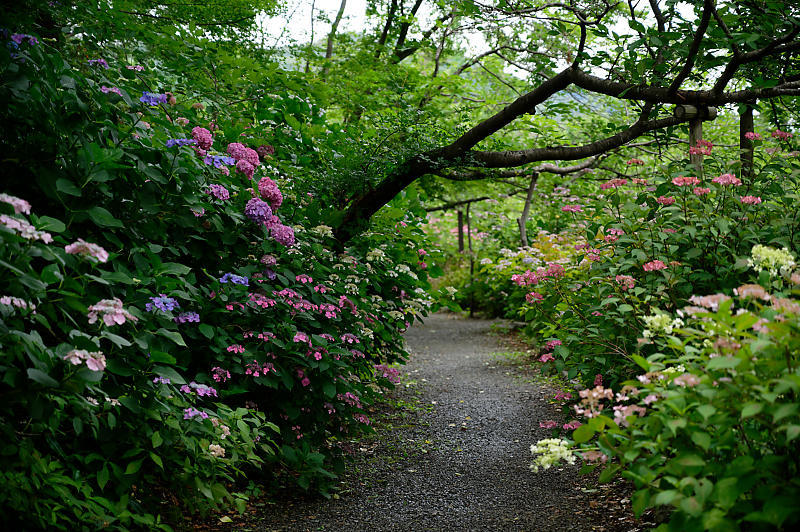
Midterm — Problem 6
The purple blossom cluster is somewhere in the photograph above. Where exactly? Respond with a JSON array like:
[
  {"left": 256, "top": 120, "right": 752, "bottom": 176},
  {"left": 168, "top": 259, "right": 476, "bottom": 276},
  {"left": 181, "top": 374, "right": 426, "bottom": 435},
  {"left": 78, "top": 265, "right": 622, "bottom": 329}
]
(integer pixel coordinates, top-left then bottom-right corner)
[
  {"left": 166, "top": 138, "right": 196, "bottom": 148},
  {"left": 244, "top": 197, "right": 272, "bottom": 224},
  {"left": 180, "top": 381, "right": 217, "bottom": 397},
  {"left": 183, "top": 407, "right": 209, "bottom": 420},
  {"left": 206, "top": 184, "right": 230, "bottom": 200},
  {"left": 258, "top": 177, "right": 283, "bottom": 209},
  {"left": 140, "top": 91, "right": 168, "bottom": 106},
  {"left": 174, "top": 311, "right": 200, "bottom": 323},
  {"left": 204, "top": 155, "right": 236, "bottom": 168},
  {"left": 145, "top": 294, "right": 180, "bottom": 312},
  {"left": 88, "top": 58, "right": 109, "bottom": 69},
  {"left": 191, "top": 127, "right": 213, "bottom": 150},
  {"left": 88, "top": 298, "right": 138, "bottom": 326},
  {"left": 100, "top": 86, "right": 122, "bottom": 96}
]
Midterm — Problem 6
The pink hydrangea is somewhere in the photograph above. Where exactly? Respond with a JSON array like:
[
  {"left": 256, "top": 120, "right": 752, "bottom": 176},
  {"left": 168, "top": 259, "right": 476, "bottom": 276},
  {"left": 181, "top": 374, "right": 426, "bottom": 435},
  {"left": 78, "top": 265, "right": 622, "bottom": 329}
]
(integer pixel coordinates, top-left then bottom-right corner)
[
  {"left": 693, "top": 187, "right": 711, "bottom": 196},
  {"left": 740, "top": 195, "right": 762, "bottom": 205},
  {"left": 236, "top": 159, "right": 255, "bottom": 178},
  {"left": 712, "top": 173, "right": 742, "bottom": 186},
  {"left": 626, "top": 158, "right": 644, "bottom": 165},
  {"left": 526, "top": 291, "right": 544, "bottom": 303},
  {"left": 87, "top": 298, "right": 138, "bottom": 326},
  {"left": 63, "top": 349, "right": 106, "bottom": 372},
  {"left": 0, "top": 214, "right": 52, "bottom": 243},
  {"left": 672, "top": 176, "right": 700, "bottom": 186},
  {"left": 227, "top": 142, "right": 248, "bottom": 160},
  {"left": 599, "top": 178, "right": 627, "bottom": 190},
  {"left": 561, "top": 204, "right": 582, "bottom": 212},
  {"left": 772, "top": 129, "right": 793, "bottom": 140},
  {"left": 191, "top": 127, "right": 213, "bottom": 150},
  {"left": 258, "top": 177, "right": 283, "bottom": 209},
  {"left": 656, "top": 196, "right": 675, "bottom": 206},
  {"left": 65, "top": 239, "right": 109, "bottom": 263},
  {"left": 744, "top": 132, "right": 762, "bottom": 141},
  {"left": 0, "top": 193, "right": 31, "bottom": 214},
  {"left": 643, "top": 260, "right": 667, "bottom": 271}
]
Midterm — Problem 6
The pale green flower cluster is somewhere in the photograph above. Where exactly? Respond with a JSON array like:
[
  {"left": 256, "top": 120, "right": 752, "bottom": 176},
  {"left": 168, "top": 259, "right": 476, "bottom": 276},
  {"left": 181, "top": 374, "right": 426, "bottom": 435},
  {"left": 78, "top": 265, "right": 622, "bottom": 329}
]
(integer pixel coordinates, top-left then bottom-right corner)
[
  {"left": 642, "top": 313, "right": 684, "bottom": 338},
  {"left": 748, "top": 244, "right": 796, "bottom": 277},
  {"left": 310, "top": 224, "right": 333, "bottom": 237},
  {"left": 529, "top": 438, "right": 576, "bottom": 472}
]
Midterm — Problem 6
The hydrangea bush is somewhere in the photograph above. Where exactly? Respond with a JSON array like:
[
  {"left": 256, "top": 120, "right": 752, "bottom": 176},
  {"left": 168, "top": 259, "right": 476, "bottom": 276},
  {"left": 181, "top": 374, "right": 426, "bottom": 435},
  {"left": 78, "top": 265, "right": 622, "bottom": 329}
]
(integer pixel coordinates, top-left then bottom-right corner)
[{"left": 0, "top": 31, "right": 437, "bottom": 528}]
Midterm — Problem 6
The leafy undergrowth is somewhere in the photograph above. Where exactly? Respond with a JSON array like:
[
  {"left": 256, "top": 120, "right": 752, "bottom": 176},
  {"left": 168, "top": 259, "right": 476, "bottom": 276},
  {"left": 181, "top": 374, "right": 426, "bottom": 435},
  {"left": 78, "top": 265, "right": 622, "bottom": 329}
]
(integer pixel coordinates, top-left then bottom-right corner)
[{"left": 181, "top": 375, "right": 432, "bottom": 530}]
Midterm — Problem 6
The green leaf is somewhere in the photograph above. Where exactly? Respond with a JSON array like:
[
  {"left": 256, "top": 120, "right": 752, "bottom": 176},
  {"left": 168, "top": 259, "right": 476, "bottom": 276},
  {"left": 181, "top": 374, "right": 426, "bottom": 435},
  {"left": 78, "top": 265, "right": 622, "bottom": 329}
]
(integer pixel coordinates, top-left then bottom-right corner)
[
  {"left": 149, "top": 351, "right": 177, "bottom": 364},
  {"left": 674, "top": 454, "right": 705, "bottom": 468},
  {"left": 27, "top": 368, "right": 58, "bottom": 387},
  {"left": 741, "top": 402, "right": 763, "bottom": 418},
  {"left": 786, "top": 425, "right": 800, "bottom": 443},
  {"left": 696, "top": 404, "right": 716, "bottom": 420},
  {"left": 153, "top": 365, "right": 186, "bottom": 385},
  {"left": 598, "top": 463, "right": 620, "bottom": 483},
  {"left": 323, "top": 381, "right": 336, "bottom": 398},
  {"left": 572, "top": 424, "right": 595, "bottom": 443},
  {"left": 149, "top": 452, "right": 163, "bottom": 469},
  {"left": 198, "top": 324, "right": 215, "bottom": 339},
  {"left": 618, "top": 304, "right": 633, "bottom": 313},
  {"left": 706, "top": 356, "right": 741, "bottom": 370},
  {"left": 691, "top": 431, "right": 711, "bottom": 451},
  {"left": 157, "top": 262, "right": 191, "bottom": 276},
  {"left": 88, "top": 206, "right": 123, "bottom": 228},
  {"left": 772, "top": 403, "right": 798, "bottom": 422},
  {"left": 97, "top": 466, "right": 110, "bottom": 489},
  {"left": 654, "top": 489, "right": 680, "bottom": 506},
  {"left": 56, "top": 178, "right": 82, "bottom": 196},
  {"left": 152, "top": 431, "right": 163, "bottom": 448},
  {"left": 125, "top": 459, "right": 143, "bottom": 475},
  {"left": 36, "top": 216, "right": 66, "bottom": 233},
  {"left": 714, "top": 477, "right": 740, "bottom": 509},
  {"left": 157, "top": 328, "right": 186, "bottom": 346}
]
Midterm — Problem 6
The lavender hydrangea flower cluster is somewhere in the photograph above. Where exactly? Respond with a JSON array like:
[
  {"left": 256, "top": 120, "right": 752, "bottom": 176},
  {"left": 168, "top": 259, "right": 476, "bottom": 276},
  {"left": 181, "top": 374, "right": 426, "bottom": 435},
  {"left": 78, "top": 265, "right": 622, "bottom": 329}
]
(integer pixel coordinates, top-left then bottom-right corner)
[
  {"left": 206, "top": 184, "right": 230, "bottom": 201},
  {"left": 166, "top": 138, "right": 196, "bottom": 148},
  {"left": 140, "top": 91, "right": 168, "bottom": 106},
  {"left": 203, "top": 155, "right": 236, "bottom": 168},
  {"left": 244, "top": 197, "right": 272, "bottom": 224},
  {"left": 145, "top": 294, "right": 180, "bottom": 312},
  {"left": 174, "top": 311, "right": 200, "bottom": 323}
]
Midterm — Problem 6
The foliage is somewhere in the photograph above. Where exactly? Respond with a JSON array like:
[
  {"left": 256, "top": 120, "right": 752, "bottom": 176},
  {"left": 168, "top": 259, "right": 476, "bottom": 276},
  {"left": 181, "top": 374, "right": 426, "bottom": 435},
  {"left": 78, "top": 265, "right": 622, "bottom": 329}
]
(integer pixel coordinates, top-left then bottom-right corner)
[{"left": 0, "top": 25, "right": 438, "bottom": 528}]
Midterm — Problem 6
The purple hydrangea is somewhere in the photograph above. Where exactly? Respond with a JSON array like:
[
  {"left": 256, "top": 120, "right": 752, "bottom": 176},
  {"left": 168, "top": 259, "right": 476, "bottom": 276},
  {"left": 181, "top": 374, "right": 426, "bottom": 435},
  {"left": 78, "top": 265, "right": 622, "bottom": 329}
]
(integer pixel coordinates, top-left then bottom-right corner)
[
  {"left": 245, "top": 197, "right": 272, "bottom": 224},
  {"left": 220, "top": 273, "right": 249, "bottom": 285},
  {"left": 174, "top": 311, "right": 200, "bottom": 323},
  {"left": 191, "top": 127, "right": 213, "bottom": 150},
  {"left": 140, "top": 91, "right": 168, "bottom": 106},
  {"left": 180, "top": 381, "right": 217, "bottom": 397},
  {"left": 183, "top": 407, "right": 209, "bottom": 420},
  {"left": 270, "top": 223, "right": 295, "bottom": 246},
  {"left": 11, "top": 33, "right": 38, "bottom": 46},
  {"left": 145, "top": 294, "right": 180, "bottom": 312},
  {"left": 206, "top": 184, "right": 230, "bottom": 201},
  {"left": 203, "top": 155, "right": 236, "bottom": 168},
  {"left": 166, "top": 138, "right": 197, "bottom": 148},
  {"left": 236, "top": 159, "right": 255, "bottom": 179},
  {"left": 153, "top": 376, "right": 171, "bottom": 384},
  {"left": 88, "top": 58, "right": 109, "bottom": 69}
]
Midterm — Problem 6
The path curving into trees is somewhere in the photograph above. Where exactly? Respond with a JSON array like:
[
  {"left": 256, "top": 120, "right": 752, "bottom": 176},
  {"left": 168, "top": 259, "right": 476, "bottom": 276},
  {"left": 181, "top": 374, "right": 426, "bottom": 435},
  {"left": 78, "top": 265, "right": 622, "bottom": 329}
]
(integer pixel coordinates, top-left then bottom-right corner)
[{"left": 254, "top": 313, "right": 614, "bottom": 531}]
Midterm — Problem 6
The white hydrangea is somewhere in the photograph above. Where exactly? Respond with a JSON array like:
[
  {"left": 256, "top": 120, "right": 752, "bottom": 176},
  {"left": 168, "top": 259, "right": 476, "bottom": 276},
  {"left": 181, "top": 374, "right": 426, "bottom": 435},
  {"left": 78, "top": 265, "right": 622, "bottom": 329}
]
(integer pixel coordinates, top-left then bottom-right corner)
[
  {"left": 748, "top": 244, "right": 796, "bottom": 277},
  {"left": 530, "top": 438, "right": 576, "bottom": 472},
  {"left": 642, "top": 312, "right": 684, "bottom": 337}
]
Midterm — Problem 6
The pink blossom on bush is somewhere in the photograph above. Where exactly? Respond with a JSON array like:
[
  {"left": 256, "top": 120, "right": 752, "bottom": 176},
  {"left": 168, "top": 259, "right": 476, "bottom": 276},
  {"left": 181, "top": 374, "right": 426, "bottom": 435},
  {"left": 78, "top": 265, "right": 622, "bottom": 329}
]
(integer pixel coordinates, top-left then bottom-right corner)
[
  {"left": 672, "top": 176, "right": 700, "bottom": 186},
  {"left": 693, "top": 187, "right": 711, "bottom": 196},
  {"left": 656, "top": 196, "right": 675, "bottom": 206},
  {"left": 712, "top": 173, "right": 742, "bottom": 186},
  {"left": 599, "top": 178, "right": 627, "bottom": 190},
  {"left": 65, "top": 239, "right": 109, "bottom": 263},
  {"left": 561, "top": 204, "right": 582, "bottom": 212},
  {"left": 740, "top": 195, "right": 762, "bottom": 205},
  {"left": 643, "top": 260, "right": 667, "bottom": 271},
  {"left": 191, "top": 127, "right": 213, "bottom": 150},
  {"left": 744, "top": 132, "right": 762, "bottom": 141},
  {"left": 0, "top": 193, "right": 31, "bottom": 214},
  {"left": 626, "top": 158, "right": 644, "bottom": 165},
  {"left": 772, "top": 129, "right": 793, "bottom": 140},
  {"left": 87, "top": 298, "right": 137, "bottom": 326},
  {"left": 257, "top": 177, "right": 283, "bottom": 209}
]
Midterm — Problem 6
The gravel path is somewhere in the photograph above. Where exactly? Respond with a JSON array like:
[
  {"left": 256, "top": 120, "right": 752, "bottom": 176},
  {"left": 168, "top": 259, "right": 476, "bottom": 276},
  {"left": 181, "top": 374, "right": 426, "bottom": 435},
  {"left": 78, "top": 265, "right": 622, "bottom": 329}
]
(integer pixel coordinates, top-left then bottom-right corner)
[{"left": 251, "top": 313, "right": 603, "bottom": 531}]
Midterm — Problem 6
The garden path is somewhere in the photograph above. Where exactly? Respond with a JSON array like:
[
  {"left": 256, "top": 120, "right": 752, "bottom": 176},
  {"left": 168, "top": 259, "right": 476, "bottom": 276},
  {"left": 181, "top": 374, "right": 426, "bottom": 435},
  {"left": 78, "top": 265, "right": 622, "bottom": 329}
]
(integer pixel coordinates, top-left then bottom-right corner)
[{"left": 250, "top": 313, "right": 615, "bottom": 531}]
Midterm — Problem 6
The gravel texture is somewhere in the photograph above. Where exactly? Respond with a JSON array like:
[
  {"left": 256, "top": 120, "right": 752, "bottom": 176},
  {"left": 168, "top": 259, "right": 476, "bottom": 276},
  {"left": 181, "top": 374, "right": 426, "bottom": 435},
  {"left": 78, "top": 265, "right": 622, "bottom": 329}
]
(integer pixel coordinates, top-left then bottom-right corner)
[{"left": 248, "top": 313, "right": 618, "bottom": 531}]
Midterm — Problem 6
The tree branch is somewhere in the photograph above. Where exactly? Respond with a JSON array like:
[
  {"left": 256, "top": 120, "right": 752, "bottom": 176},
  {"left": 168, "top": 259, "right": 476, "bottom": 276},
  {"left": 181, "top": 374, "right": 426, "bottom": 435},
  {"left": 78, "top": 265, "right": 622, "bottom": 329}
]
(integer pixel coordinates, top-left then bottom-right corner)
[{"left": 666, "top": 0, "right": 713, "bottom": 94}]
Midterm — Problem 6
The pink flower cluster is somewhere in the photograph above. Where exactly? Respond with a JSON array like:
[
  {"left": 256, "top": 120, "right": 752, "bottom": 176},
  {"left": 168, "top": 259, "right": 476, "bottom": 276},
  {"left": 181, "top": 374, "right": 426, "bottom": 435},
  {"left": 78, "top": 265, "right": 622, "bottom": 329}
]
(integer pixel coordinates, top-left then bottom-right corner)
[
  {"left": 740, "top": 195, "right": 762, "bottom": 205},
  {"left": 744, "top": 132, "right": 762, "bottom": 141},
  {"left": 191, "top": 127, "right": 213, "bottom": 150},
  {"left": 258, "top": 177, "right": 283, "bottom": 210},
  {"left": 643, "top": 260, "right": 667, "bottom": 272},
  {"left": 526, "top": 291, "right": 544, "bottom": 303},
  {"left": 227, "top": 142, "right": 260, "bottom": 178},
  {"left": 693, "top": 187, "right": 711, "bottom": 196},
  {"left": 626, "top": 158, "right": 644, "bottom": 166},
  {"left": 672, "top": 176, "right": 700, "bottom": 187},
  {"left": 615, "top": 274, "right": 635, "bottom": 291},
  {"left": 689, "top": 139, "right": 713, "bottom": 155},
  {"left": 0, "top": 214, "right": 53, "bottom": 243},
  {"left": 245, "top": 360, "right": 275, "bottom": 377},
  {"left": 712, "top": 173, "right": 742, "bottom": 186},
  {"left": 656, "top": 196, "right": 675, "bottom": 206},
  {"left": 227, "top": 344, "right": 245, "bottom": 353},
  {"left": 65, "top": 239, "right": 109, "bottom": 263},
  {"left": 599, "top": 178, "right": 627, "bottom": 190},
  {"left": 0, "top": 295, "right": 36, "bottom": 313},
  {"left": 63, "top": 349, "right": 106, "bottom": 372},
  {"left": 100, "top": 86, "right": 122, "bottom": 96},
  {"left": 87, "top": 298, "right": 137, "bottom": 326},
  {"left": 211, "top": 367, "right": 231, "bottom": 382},
  {"left": 374, "top": 364, "right": 401, "bottom": 384},
  {"left": 772, "top": 129, "right": 793, "bottom": 140},
  {"left": 574, "top": 385, "right": 613, "bottom": 418},
  {"left": 561, "top": 204, "right": 582, "bottom": 212},
  {"left": 511, "top": 263, "right": 566, "bottom": 287},
  {"left": 0, "top": 193, "right": 31, "bottom": 214}
]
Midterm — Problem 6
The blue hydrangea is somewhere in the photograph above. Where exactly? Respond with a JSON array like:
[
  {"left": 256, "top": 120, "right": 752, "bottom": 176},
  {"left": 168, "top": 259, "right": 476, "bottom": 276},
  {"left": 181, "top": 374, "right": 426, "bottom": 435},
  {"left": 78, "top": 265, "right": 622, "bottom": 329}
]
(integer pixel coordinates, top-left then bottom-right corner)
[
  {"left": 145, "top": 294, "right": 180, "bottom": 312},
  {"left": 220, "top": 273, "right": 249, "bottom": 286},
  {"left": 174, "top": 311, "right": 200, "bottom": 323},
  {"left": 166, "top": 138, "right": 197, "bottom": 148},
  {"left": 203, "top": 155, "right": 236, "bottom": 168},
  {"left": 140, "top": 91, "right": 168, "bottom": 106}
]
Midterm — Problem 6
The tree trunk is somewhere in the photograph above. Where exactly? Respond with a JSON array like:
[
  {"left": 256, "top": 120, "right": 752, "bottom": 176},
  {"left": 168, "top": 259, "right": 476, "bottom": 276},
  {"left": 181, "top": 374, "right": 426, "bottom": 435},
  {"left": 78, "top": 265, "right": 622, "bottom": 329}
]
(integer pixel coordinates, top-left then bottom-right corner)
[
  {"left": 689, "top": 118, "right": 703, "bottom": 176},
  {"left": 517, "top": 173, "right": 539, "bottom": 247},
  {"left": 322, "top": 0, "right": 347, "bottom": 77},
  {"left": 457, "top": 209, "right": 464, "bottom": 252},
  {"left": 466, "top": 202, "right": 475, "bottom": 317},
  {"left": 740, "top": 104, "right": 755, "bottom": 182}
]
